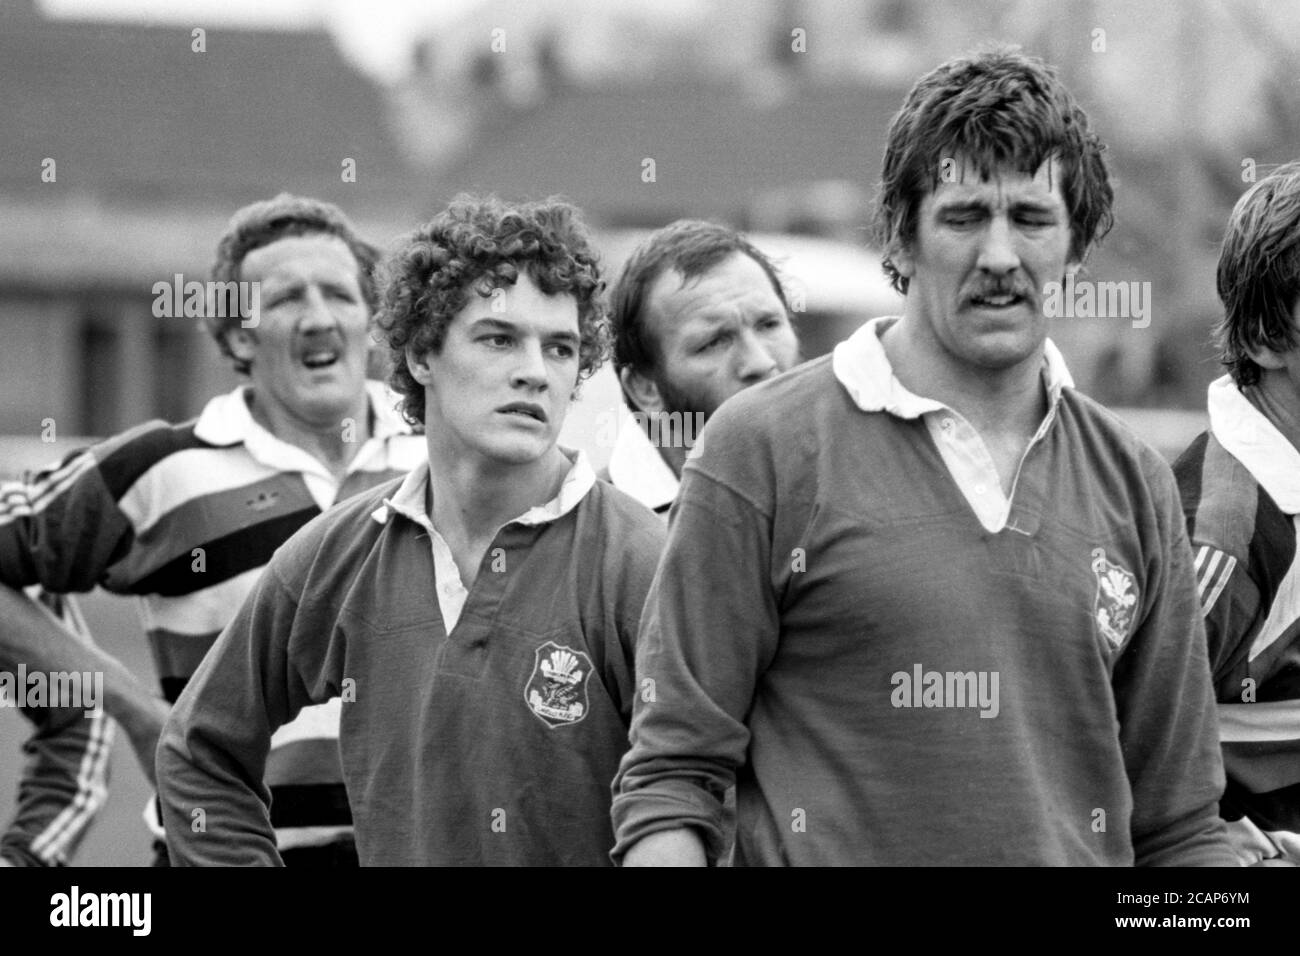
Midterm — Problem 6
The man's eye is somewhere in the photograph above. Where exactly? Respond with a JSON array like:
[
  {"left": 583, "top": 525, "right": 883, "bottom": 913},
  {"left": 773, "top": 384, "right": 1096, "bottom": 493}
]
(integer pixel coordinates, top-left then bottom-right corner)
[
  {"left": 483, "top": 335, "right": 513, "bottom": 347},
  {"left": 758, "top": 317, "right": 783, "bottom": 331},
  {"left": 547, "top": 343, "right": 576, "bottom": 359},
  {"left": 1017, "top": 217, "right": 1055, "bottom": 228},
  {"left": 698, "top": 335, "right": 728, "bottom": 353},
  {"left": 944, "top": 215, "right": 980, "bottom": 227}
]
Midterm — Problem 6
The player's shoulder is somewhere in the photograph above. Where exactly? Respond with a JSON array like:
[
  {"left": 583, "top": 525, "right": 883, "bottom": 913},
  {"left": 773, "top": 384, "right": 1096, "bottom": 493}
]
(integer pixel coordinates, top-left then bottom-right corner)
[
  {"left": 698, "top": 356, "right": 839, "bottom": 455},
  {"left": 1057, "top": 387, "right": 1171, "bottom": 483},
  {"left": 1174, "top": 428, "right": 1287, "bottom": 567},
  {"left": 63, "top": 417, "right": 206, "bottom": 498},
  {"left": 718, "top": 355, "right": 837, "bottom": 426},
  {"left": 583, "top": 477, "right": 668, "bottom": 550},
  {"left": 268, "top": 477, "right": 402, "bottom": 575}
]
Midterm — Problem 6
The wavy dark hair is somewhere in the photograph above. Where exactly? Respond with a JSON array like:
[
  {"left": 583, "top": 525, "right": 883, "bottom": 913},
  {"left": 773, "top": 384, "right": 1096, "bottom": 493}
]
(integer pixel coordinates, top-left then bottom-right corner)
[
  {"left": 609, "top": 219, "right": 791, "bottom": 412},
  {"left": 1216, "top": 161, "right": 1300, "bottom": 387},
  {"left": 208, "top": 193, "right": 379, "bottom": 374},
  {"left": 374, "top": 195, "right": 609, "bottom": 426},
  {"left": 873, "top": 47, "right": 1114, "bottom": 294}
]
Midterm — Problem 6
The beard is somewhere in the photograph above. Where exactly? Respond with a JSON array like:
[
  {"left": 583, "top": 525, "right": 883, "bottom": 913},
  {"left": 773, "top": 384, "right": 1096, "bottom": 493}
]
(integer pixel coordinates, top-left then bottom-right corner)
[{"left": 654, "top": 373, "right": 721, "bottom": 422}]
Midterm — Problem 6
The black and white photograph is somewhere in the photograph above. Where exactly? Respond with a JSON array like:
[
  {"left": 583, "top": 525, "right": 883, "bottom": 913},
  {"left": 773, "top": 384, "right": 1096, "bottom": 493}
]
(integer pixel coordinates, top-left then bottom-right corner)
[{"left": 0, "top": 0, "right": 1293, "bottom": 933}]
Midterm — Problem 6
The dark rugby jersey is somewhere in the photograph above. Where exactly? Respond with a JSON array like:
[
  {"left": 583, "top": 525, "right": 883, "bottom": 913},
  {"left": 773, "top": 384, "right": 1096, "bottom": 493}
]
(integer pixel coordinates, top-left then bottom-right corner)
[
  {"left": 614, "top": 320, "right": 1234, "bottom": 866},
  {"left": 1175, "top": 376, "right": 1300, "bottom": 864},
  {"left": 157, "top": 454, "right": 665, "bottom": 865}
]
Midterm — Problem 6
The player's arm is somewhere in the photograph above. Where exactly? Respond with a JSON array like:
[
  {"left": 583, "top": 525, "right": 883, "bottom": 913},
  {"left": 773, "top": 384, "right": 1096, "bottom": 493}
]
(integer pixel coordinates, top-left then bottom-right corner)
[
  {"left": 1115, "top": 465, "right": 1238, "bottom": 866},
  {"left": 0, "top": 441, "right": 139, "bottom": 593},
  {"left": 0, "top": 584, "right": 168, "bottom": 786},
  {"left": 612, "top": 459, "right": 780, "bottom": 867},
  {"left": 156, "top": 561, "right": 320, "bottom": 866},
  {"left": 0, "top": 702, "right": 113, "bottom": 867},
  {"left": 622, "top": 828, "right": 708, "bottom": 866}
]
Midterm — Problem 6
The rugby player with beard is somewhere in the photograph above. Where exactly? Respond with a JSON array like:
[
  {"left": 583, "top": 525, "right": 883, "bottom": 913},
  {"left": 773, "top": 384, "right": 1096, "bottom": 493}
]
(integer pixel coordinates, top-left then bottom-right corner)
[{"left": 604, "top": 221, "right": 800, "bottom": 515}]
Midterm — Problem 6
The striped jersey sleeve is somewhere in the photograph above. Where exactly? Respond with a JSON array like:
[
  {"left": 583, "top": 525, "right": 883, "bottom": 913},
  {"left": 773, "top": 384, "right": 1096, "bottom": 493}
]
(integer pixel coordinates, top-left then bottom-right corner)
[
  {"left": 1, "top": 590, "right": 113, "bottom": 866},
  {"left": 2, "top": 390, "right": 426, "bottom": 855},
  {"left": 1175, "top": 431, "right": 1300, "bottom": 865}
]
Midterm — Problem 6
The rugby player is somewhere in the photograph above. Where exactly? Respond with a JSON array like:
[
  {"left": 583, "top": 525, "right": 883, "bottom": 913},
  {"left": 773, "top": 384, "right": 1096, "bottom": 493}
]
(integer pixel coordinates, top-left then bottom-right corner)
[
  {"left": 605, "top": 221, "right": 800, "bottom": 514},
  {"left": 1174, "top": 160, "right": 1300, "bottom": 865},
  {"left": 613, "top": 49, "right": 1237, "bottom": 866},
  {"left": 157, "top": 196, "right": 665, "bottom": 865},
  {"left": 0, "top": 193, "right": 424, "bottom": 865}
]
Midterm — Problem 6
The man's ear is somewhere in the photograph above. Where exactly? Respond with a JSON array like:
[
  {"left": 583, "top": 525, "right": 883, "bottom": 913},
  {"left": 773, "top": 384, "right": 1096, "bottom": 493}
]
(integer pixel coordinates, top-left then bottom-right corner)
[
  {"left": 226, "top": 326, "right": 256, "bottom": 364},
  {"left": 1246, "top": 344, "right": 1289, "bottom": 371},
  {"left": 619, "top": 365, "right": 665, "bottom": 416},
  {"left": 406, "top": 346, "right": 433, "bottom": 385},
  {"left": 891, "top": 241, "right": 916, "bottom": 281}
]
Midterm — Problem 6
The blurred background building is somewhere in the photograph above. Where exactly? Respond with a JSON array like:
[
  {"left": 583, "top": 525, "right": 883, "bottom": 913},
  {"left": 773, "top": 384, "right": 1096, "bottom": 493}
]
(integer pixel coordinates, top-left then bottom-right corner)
[
  {"left": 7, "top": 0, "right": 1300, "bottom": 441},
  {"left": 3, "top": 0, "right": 1300, "bottom": 863}
]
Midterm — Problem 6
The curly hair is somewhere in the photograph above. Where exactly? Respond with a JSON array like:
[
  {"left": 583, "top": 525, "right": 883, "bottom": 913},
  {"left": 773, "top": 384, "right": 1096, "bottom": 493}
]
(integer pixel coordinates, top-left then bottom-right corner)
[
  {"left": 208, "top": 193, "right": 380, "bottom": 375},
  {"left": 374, "top": 194, "right": 610, "bottom": 426},
  {"left": 1216, "top": 162, "right": 1300, "bottom": 387},
  {"left": 873, "top": 47, "right": 1114, "bottom": 294},
  {"left": 609, "top": 219, "right": 790, "bottom": 411}
]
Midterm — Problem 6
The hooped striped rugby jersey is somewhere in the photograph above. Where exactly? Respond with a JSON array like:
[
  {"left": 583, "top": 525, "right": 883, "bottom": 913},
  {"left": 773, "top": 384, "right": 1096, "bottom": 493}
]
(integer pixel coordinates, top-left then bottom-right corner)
[
  {"left": 0, "top": 382, "right": 424, "bottom": 852},
  {"left": 1174, "top": 375, "right": 1300, "bottom": 864}
]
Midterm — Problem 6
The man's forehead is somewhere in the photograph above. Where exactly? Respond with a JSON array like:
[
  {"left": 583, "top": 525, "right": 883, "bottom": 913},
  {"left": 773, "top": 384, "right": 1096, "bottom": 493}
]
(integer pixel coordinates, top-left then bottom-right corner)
[
  {"left": 242, "top": 232, "right": 360, "bottom": 279},
  {"left": 926, "top": 156, "right": 1066, "bottom": 206},
  {"left": 645, "top": 252, "right": 779, "bottom": 326},
  {"left": 457, "top": 275, "right": 579, "bottom": 330}
]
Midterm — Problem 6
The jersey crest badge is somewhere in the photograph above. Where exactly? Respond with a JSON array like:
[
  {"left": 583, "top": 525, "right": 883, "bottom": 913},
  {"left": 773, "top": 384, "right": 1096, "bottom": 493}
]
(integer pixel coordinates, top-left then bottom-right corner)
[
  {"left": 525, "top": 642, "right": 592, "bottom": 727},
  {"left": 1091, "top": 547, "right": 1138, "bottom": 648}
]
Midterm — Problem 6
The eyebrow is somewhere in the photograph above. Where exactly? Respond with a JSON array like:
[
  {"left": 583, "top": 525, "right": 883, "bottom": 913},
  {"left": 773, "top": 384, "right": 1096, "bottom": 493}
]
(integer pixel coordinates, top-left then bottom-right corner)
[
  {"left": 468, "top": 317, "right": 581, "bottom": 347},
  {"left": 934, "top": 197, "right": 1060, "bottom": 215}
]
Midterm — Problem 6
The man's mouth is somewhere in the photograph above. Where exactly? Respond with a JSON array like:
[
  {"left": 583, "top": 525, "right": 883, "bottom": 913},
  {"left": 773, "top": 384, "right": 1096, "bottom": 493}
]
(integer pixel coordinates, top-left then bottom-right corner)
[
  {"left": 496, "top": 402, "right": 547, "bottom": 423},
  {"left": 300, "top": 347, "right": 341, "bottom": 370},
  {"left": 968, "top": 292, "right": 1027, "bottom": 309}
]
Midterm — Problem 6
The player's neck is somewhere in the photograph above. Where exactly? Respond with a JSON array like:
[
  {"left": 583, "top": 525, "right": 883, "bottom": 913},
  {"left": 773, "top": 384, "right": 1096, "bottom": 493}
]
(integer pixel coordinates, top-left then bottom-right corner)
[
  {"left": 424, "top": 442, "right": 570, "bottom": 542},
  {"left": 882, "top": 318, "right": 1047, "bottom": 439},
  {"left": 245, "top": 389, "right": 370, "bottom": 479},
  {"left": 1246, "top": 369, "right": 1300, "bottom": 453}
]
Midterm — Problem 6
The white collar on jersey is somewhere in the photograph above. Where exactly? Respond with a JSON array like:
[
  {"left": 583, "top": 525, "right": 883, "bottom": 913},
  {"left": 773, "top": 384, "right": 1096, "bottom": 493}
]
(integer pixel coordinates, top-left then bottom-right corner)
[
  {"left": 1208, "top": 374, "right": 1300, "bottom": 514},
  {"left": 831, "top": 316, "right": 1074, "bottom": 419},
  {"left": 374, "top": 446, "right": 596, "bottom": 528},
  {"left": 606, "top": 407, "right": 679, "bottom": 513},
  {"left": 193, "top": 380, "right": 410, "bottom": 447}
]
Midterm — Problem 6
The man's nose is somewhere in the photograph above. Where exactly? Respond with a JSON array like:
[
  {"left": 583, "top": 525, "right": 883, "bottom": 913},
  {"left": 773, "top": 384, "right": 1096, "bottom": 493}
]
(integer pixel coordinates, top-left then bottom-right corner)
[
  {"left": 976, "top": 215, "right": 1021, "bottom": 276},
  {"left": 297, "top": 287, "right": 338, "bottom": 331},
  {"left": 734, "top": 328, "right": 780, "bottom": 384},
  {"left": 510, "top": 338, "right": 549, "bottom": 389}
]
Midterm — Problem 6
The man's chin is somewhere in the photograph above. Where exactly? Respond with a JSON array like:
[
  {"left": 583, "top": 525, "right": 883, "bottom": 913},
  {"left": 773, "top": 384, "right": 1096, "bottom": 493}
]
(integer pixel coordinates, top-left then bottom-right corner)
[{"left": 476, "top": 434, "right": 557, "bottom": 468}]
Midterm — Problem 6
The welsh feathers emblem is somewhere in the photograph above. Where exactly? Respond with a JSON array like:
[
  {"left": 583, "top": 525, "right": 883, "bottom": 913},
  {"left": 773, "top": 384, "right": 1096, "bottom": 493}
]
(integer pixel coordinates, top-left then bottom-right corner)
[
  {"left": 525, "top": 642, "right": 593, "bottom": 727},
  {"left": 1091, "top": 547, "right": 1138, "bottom": 648}
]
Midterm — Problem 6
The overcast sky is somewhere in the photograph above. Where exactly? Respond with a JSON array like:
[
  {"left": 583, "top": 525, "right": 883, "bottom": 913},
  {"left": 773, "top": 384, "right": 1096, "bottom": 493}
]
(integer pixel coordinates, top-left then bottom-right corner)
[{"left": 41, "top": 0, "right": 486, "bottom": 81}]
